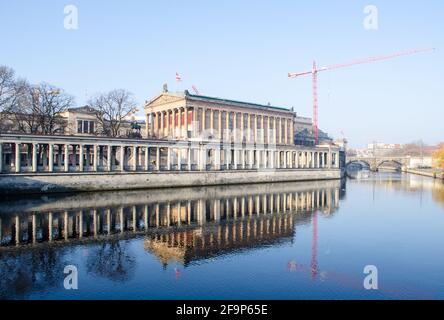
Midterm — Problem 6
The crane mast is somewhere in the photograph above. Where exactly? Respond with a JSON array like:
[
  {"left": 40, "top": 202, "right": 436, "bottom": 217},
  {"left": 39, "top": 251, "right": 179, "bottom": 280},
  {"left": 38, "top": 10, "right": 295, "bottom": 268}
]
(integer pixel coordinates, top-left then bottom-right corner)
[{"left": 288, "top": 47, "right": 434, "bottom": 145}]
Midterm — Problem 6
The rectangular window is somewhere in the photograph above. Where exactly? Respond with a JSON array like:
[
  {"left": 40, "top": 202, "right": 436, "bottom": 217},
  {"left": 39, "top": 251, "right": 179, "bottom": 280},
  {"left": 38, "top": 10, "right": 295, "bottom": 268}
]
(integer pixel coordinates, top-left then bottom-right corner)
[
  {"left": 89, "top": 121, "right": 95, "bottom": 133},
  {"left": 83, "top": 120, "right": 89, "bottom": 133},
  {"left": 77, "top": 120, "right": 82, "bottom": 133}
]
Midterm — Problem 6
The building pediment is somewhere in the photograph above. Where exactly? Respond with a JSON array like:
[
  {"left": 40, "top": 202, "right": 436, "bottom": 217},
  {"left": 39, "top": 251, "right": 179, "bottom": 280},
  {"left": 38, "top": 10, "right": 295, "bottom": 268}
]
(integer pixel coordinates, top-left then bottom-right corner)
[{"left": 145, "top": 93, "right": 186, "bottom": 110}]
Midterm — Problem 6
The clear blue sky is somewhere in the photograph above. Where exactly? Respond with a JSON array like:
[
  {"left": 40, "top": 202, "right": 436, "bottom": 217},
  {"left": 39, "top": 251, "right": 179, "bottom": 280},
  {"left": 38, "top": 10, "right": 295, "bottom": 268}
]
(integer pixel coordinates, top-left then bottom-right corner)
[{"left": 1, "top": 0, "right": 443, "bottom": 147}]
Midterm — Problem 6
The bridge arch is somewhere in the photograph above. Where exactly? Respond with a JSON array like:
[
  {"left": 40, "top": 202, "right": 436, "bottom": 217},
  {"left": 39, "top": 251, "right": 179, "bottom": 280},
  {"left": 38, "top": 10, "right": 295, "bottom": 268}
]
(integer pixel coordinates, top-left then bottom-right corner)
[
  {"left": 345, "top": 160, "right": 371, "bottom": 169},
  {"left": 376, "top": 159, "right": 403, "bottom": 171}
]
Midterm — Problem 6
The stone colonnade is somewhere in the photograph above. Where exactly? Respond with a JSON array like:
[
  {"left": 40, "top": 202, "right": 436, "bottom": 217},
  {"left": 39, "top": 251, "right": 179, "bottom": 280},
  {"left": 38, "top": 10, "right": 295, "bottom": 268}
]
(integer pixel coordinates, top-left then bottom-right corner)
[{"left": 0, "top": 134, "right": 339, "bottom": 174}]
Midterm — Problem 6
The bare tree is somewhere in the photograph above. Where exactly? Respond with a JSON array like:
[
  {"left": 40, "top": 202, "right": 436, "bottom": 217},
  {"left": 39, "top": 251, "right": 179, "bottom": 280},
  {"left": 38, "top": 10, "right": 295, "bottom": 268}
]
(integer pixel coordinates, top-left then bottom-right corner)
[
  {"left": 0, "top": 66, "right": 28, "bottom": 132},
  {"left": 88, "top": 89, "right": 138, "bottom": 137},
  {"left": 0, "top": 66, "right": 16, "bottom": 112},
  {"left": 11, "top": 82, "right": 74, "bottom": 135}
]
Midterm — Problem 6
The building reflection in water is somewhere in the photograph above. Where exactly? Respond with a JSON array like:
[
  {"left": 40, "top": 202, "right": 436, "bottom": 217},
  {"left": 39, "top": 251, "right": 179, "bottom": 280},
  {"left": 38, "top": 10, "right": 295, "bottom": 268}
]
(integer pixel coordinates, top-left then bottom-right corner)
[
  {"left": 0, "top": 181, "right": 341, "bottom": 256},
  {"left": 0, "top": 181, "right": 342, "bottom": 298}
]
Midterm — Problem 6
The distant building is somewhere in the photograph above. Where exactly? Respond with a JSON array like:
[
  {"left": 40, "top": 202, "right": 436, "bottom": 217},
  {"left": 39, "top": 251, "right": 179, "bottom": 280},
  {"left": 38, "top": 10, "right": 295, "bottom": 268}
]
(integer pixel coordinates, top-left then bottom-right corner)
[
  {"left": 293, "top": 115, "right": 333, "bottom": 146},
  {"left": 408, "top": 156, "right": 433, "bottom": 169},
  {"left": 59, "top": 106, "right": 146, "bottom": 138}
]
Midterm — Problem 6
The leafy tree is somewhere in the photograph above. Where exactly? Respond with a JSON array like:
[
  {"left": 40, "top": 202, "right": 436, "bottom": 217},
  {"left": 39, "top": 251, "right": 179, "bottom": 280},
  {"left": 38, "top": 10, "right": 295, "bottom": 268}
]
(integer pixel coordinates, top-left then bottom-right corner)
[{"left": 432, "top": 143, "right": 444, "bottom": 169}]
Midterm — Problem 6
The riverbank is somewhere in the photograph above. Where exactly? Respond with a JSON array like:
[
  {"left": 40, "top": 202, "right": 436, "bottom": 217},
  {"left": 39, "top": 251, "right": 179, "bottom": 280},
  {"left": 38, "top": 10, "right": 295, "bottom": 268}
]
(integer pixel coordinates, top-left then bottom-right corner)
[
  {"left": 403, "top": 168, "right": 444, "bottom": 180},
  {"left": 0, "top": 168, "right": 341, "bottom": 194}
]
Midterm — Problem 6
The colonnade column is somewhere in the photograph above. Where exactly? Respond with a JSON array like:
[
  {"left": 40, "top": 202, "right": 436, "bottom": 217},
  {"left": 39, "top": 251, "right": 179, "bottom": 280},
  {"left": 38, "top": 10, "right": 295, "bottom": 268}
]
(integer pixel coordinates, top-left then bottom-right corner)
[
  {"left": 32, "top": 143, "right": 38, "bottom": 173},
  {"left": 253, "top": 114, "right": 257, "bottom": 143},
  {"left": 201, "top": 147, "right": 207, "bottom": 171},
  {"left": 179, "top": 108, "right": 183, "bottom": 138},
  {"left": 240, "top": 113, "right": 244, "bottom": 142},
  {"left": 225, "top": 111, "right": 230, "bottom": 141},
  {"left": 132, "top": 146, "right": 137, "bottom": 171},
  {"left": 290, "top": 120, "right": 294, "bottom": 144},
  {"left": 247, "top": 114, "right": 251, "bottom": 142},
  {"left": 145, "top": 146, "right": 149, "bottom": 170},
  {"left": 107, "top": 146, "right": 112, "bottom": 171},
  {"left": 270, "top": 150, "right": 274, "bottom": 169},
  {"left": 201, "top": 108, "right": 205, "bottom": 136},
  {"left": 165, "top": 112, "right": 169, "bottom": 138},
  {"left": 328, "top": 149, "right": 332, "bottom": 169},
  {"left": 93, "top": 144, "right": 98, "bottom": 171},
  {"left": 284, "top": 119, "right": 288, "bottom": 145},
  {"left": 295, "top": 152, "right": 299, "bottom": 169},
  {"left": 218, "top": 110, "right": 223, "bottom": 140},
  {"left": 241, "top": 149, "right": 245, "bottom": 169},
  {"left": 273, "top": 117, "right": 277, "bottom": 144},
  {"left": 156, "top": 147, "right": 160, "bottom": 171},
  {"left": 192, "top": 107, "right": 197, "bottom": 138},
  {"left": 48, "top": 144, "right": 54, "bottom": 172},
  {"left": 289, "top": 151, "right": 294, "bottom": 169},
  {"left": 260, "top": 116, "right": 265, "bottom": 143},
  {"left": 184, "top": 107, "right": 189, "bottom": 139},
  {"left": 262, "top": 149, "right": 267, "bottom": 169},
  {"left": 0, "top": 143, "right": 3, "bottom": 173},
  {"left": 120, "top": 146, "right": 125, "bottom": 172},
  {"left": 160, "top": 112, "right": 164, "bottom": 138},
  {"left": 79, "top": 144, "right": 84, "bottom": 172},
  {"left": 15, "top": 143, "right": 20, "bottom": 173},
  {"left": 233, "top": 149, "right": 238, "bottom": 170},
  {"left": 215, "top": 147, "right": 220, "bottom": 170},
  {"left": 167, "top": 148, "right": 171, "bottom": 170},
  {"left": 177, "top": 148, "right": 182, "bottom": 171},
  {"left": 210, "top": 109, "right": 214, "bottom": 136},
  {"left": 283, "top": 151, "right": 287, "bottom": 168},
  {"left": 187, "top": 148, "right": 192, "bottom": 171}
]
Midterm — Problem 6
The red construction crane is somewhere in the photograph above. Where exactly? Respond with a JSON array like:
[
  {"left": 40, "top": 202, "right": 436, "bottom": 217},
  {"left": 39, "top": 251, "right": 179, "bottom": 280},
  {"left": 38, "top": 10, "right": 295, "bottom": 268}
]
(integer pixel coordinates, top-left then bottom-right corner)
[
  {"left": 288, "top": 47, "right": 435, "bottom": 144},
  {"left": 192, "top": 84, "right": 201, "bottom": 95}
]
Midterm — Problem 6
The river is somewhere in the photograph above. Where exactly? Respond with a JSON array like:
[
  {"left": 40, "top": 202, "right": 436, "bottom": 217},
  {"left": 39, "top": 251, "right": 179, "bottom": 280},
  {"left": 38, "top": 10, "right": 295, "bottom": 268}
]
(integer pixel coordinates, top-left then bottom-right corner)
[{"left": 1, "top": 172, "right": 444, "bottom": 299}]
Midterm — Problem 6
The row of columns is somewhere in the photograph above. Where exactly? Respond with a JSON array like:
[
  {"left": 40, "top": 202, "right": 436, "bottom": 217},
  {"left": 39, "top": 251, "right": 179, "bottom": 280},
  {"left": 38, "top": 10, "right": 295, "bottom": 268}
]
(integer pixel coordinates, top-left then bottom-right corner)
[
  {"left": 148, "top": 107, "right": 294, "bottom": 145},
  {"left": 0, "top": 141, "right": 338, "bottom": 173},
  {"left": 149, "top": 107, "right": 190, "bottom": 140},
  {"left": 0, "top": 142, "right": 163, "bottom": 173}
]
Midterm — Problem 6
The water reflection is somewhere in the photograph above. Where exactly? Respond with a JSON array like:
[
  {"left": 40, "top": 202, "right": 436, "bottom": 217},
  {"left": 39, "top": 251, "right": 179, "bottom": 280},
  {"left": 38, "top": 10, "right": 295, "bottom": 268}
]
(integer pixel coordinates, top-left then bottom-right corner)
[
  {"left": 0, "top": 181, "right": 341, "bottom": 298},
  {"left": 3, "top": 174, "right": 442, "bottom": 299},
  {"left": 350, "top": 172, "right": 444, "bottom": 201},
  {"left": 0, "top": 181, "right": 341, "bottom": 251}
]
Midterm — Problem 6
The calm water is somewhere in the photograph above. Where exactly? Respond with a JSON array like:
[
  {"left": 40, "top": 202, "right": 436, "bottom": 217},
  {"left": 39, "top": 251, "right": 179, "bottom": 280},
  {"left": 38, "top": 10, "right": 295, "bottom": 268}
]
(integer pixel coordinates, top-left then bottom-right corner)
[{"left": 1, "top": 173, "right": 444, "bottom": 300}]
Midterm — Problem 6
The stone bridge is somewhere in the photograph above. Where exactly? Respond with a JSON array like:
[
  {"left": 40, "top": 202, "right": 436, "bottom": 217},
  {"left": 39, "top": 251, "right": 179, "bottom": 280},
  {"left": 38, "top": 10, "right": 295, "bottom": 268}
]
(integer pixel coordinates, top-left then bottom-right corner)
[{"left": 346, "top": 156, "right": 410, "bottom": 171}]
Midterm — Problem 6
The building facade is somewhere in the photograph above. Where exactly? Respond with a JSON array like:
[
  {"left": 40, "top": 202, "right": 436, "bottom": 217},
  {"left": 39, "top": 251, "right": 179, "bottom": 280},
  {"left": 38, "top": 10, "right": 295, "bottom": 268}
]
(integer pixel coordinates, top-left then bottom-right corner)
[
  {"left": 1, "top": 106, "right": 146, "bottom": 138},
  {"left": 145, "top": 90, "right": 295, "bottom": 145},
  {"left": 0, "top": 89, "right": 341, "bottom": 193}
]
